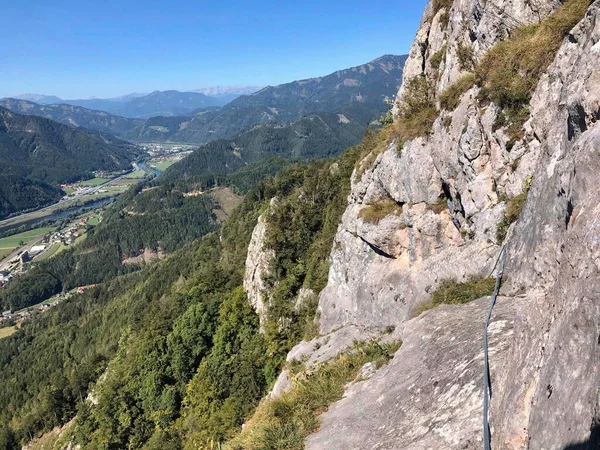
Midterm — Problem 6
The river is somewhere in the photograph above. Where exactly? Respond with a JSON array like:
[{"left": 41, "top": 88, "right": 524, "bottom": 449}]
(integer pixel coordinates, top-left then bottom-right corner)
[{"left": 0, "top": 198, "right": 115, "bottom": 234}]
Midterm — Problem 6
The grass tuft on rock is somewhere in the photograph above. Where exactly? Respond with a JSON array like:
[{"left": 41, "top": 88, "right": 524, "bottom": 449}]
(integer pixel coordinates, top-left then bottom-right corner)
[
  {"left": 395, "top": 75, "right": 439, "bottom": 141},
  {"left": 414, "top": 276, "right": 496, "bottom": 317},
  {"left": 496, "top": 191, "right": 528, "bottom": 242},
  {"left": 439, "top": 73, "right": 477, "bottom": 111},
  {"left": 432, "top": 0, "right": 454, "bottom": 16},
  {"left": 358, "top": 201, "right": 403, "bottom": 225},
  {"left": 476, "top": 0, "right": 592, "bottom": 137},
  {"left": 224, "top": 340, "right": 401, "bottom": 450}
]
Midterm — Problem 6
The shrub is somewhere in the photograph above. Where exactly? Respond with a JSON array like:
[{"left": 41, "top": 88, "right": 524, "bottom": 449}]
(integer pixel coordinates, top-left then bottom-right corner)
[
  {"left": 379, "top": 110, "right": 394, "bottom": 126},
  {"left": 224, "top": 340, "right": 401, "bottom": 450},
  {"left": 414, "top": 276, "right": 496, "bottom": 316},
  {"left": 358, "top": 201, "right": 403, "bottom": 224},
  {"left": 456, "top": 42, "right": 474, "bottom": 71},
  {"left": 430, "top": 45, "right": 447, "bottom": 72},
  {"left": 432, "top": 0, "right": 453, "bottom": 16},
  {"left": 496, "top": 191, "right": 528, "bottom": 242},
  {"left": 476, "top": 0, "right": 592, "bottom": 135},
  {"left": 395, "top": 75, "right": 439, "bottom": 141},
  {"left": 439, "top": 73, "right": 477, "bottom": 111}
]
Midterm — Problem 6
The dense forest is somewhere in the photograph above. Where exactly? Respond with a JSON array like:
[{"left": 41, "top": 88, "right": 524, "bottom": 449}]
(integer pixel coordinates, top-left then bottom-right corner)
[
  {"left": 162, "top": 109, "right": 366, "bottom": 182},
  {"left": 0, "top": 174, "right": 63, "bottom": 219},
  {"left": 0, "top": 135, "right": 365, "bottom": 448}
]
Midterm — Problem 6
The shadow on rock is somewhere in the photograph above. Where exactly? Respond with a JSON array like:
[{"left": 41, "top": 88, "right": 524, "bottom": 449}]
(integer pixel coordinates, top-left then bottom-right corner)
[{"left": 561, "top": 423, "right": 600, "bottom": 450}]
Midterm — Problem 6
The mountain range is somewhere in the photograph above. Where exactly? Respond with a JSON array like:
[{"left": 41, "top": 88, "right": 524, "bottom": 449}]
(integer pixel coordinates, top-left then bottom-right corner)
[
  {"left": 1, "top": 55, "right": 406, "bottom": 146},
  {"left": 8, "top": 86, "right": 262, "bottom": 119},
  {"left": 165, "top": 54, "right": 407, "bottom": 144}
]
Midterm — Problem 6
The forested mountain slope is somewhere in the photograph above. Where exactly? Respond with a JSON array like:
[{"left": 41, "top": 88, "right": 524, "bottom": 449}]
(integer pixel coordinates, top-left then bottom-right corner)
[
  {"left": 0, "top": 98, "right": 143, "bottom": 138},
  {"left": 163, "top": 109, "right": 367, "bottom": 181},
  {"left": 0, "top": 107, "right": 142, "bottom": 218},
  {"left": 0, "top": 142, "right": 366, "bottom": 449},
  {"left": 160, "top": 54, "right": 407, "bottom": 144}
]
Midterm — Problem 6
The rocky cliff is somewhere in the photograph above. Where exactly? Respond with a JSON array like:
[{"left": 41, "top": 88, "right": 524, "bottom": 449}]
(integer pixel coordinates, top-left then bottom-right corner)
[{"left": 244, "top": 0, "right": 600, "bottom": 448}]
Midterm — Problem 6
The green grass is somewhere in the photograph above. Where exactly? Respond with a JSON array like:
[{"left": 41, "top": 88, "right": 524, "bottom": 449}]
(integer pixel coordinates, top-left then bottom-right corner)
[
  {"left": 152, "top": 160, "right": 176, "bottom": 172},
  {"left": 125, "top": 170, "right": 147, "bottom": 179},
  {"left": 62, "top": 187, "right": 76, "bottom": 195},
  {"left": 414, "top": 276, "right": 496, "bottom": 317},
  {"left": 496, "top": 191, "right": 528, "bottom": 242},
  {"left": 0, "top": 227, "right": 55, "bottom": 251},
  {"left": 426, "top": 198, "right": 448, "bottom": 214},
  {"left": 358, "top": 201, "right": 403, "bottom": 224},
  {"left": 0, "top": 326, "right": 17, "bottom": 339},
  {"left": 0, "top": 248, "right": 12, "bottom": 259},
  {"left": 34, "top": 242, "right": 62, "bottom": 262},
  {"left": 225, "top": 340, "right": 401, "bottom": 450},
  {"left": 87, "top": 216, "right": 101, "bottom": 226},
  {"left": 78, "top": 177, "right": 109, "bottom": 186}
]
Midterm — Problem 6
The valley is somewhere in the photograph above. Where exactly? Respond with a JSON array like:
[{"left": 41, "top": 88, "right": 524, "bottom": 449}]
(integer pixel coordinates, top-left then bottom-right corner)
[{"left": 2, "top": 0, "right": 599, "bottom": 447}]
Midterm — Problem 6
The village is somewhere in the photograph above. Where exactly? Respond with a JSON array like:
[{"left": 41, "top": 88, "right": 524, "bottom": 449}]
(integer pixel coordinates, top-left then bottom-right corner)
[
  {"left": 0, "top": 213, "right": 100, "bottom": 290},
  {"left": 0, "top": 212, "right": 104, "bottom": 337},
  {"left": 0, "top": 284, "right": 97, "bottom": 332}
]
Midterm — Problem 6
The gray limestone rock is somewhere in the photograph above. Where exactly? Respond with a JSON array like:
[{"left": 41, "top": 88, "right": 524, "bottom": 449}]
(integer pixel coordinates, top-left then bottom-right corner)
[{"left": 306, "top": 296, "right": 524, "bottom": 450}]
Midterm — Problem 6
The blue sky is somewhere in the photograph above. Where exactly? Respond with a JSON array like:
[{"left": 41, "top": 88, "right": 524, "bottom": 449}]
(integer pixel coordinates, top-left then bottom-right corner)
[{"left": 1, "top": 0, "right": 428, "bottom": 99}]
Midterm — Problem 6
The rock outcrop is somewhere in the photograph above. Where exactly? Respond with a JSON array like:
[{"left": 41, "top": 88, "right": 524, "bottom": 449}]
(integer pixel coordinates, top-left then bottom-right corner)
[
  {"left": 265, "top": 0, "right": 600, "bottom": 448},
  {"left": 243, "top": 213, "right": 274, "bottom": 324}
]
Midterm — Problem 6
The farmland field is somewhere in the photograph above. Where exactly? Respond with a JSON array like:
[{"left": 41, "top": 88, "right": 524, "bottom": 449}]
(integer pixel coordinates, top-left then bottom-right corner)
[
  {"left": 0, "top": 326, "right": 17, "bottom": 339},
  {"left": 125, "top": 170, "right": 147, "bottom": 179},
  {"left": 0, "top": 227, "right": 55, "bottom": 251},
  {"left": 152, "top": 160, "right": 176, "bottom": 171},
  {"left": 79, "top": 177, "right": 110, "bottom": 186}
]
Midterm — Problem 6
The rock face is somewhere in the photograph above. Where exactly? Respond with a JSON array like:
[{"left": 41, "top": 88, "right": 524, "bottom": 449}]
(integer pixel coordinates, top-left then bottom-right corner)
[
  {"left": 243, "top": 213, "right": 274, "bottom": 324},
  {"left": 263, "top": 0, "right": 600, "bottom": 448},
  {"left": 317, "top": 0, "right": 552, "bottom": 334},
  {"left": 306, "top": 295, "right": 526, "bottom": 450},
  {"left": 492, "top": 5, "right": 600, "bottom": 447}
]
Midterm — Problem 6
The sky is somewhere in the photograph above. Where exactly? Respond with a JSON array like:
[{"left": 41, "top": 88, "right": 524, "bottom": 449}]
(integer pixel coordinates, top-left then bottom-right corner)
[{"left": 0, "top": 0, "right": 428, "bottom": 99}]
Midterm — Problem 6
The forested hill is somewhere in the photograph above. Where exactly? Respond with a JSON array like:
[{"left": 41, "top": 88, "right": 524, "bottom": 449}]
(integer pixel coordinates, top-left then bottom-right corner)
[
  {"left": 0, "top": 98, "right": 143, "bottom": 138},
  {"left": 62, "top": 90, "right": 223, "bottom": 118},
  {"left": 163, "top": 108, "right": 367, "bottom": 181},
  {"left": 148, "top": 54, "right": 407, "bottom": 144},
  {"left": 0, "top": 107, "right": 141, "bottom": 183},
  {"left": 0, "top": 107, "right": 143, "bottom": 218},
  {"left": 0, "top": 138, "right": 364, "bottom": 449}
]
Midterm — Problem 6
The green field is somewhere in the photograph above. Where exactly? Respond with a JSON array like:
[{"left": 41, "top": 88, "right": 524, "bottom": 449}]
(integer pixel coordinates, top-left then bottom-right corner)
[
  {"left": 114, "top": 178, "right": 139, "bottom": 186},
  {"left": 88, "top": 216, "right": 101, "bottom": 226},
  {"left": 152, "top": 161, "right": 176, "bottom": 171},
  {"left": 0, "top": 227, "right": 55, "bottom": 252},
  {"left": 62, "top": 187, "right": 76, "bottom": 195},
  {"left": 0, "top": 248, "right": 13, "bottom": 259},
  {"left": 79, "top": 177, "right": 110, "bottom": 186},
  {"left": 35, "top": 242, "right": 62, "bottom": 261},
  {"left": 0, "top": 326, "right": 17, "bottom": 339},
  {"left": 125, "top": 170, "right": 147, "bottom": 179}
]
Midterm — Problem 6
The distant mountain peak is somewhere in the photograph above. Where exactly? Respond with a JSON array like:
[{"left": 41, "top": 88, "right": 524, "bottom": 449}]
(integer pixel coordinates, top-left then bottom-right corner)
[
  {"left": 10, "top": 93, "right": 64, "bottom": 104},
  {"left": 191, "top": 86, "right": 263, "bottom": 97}
]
